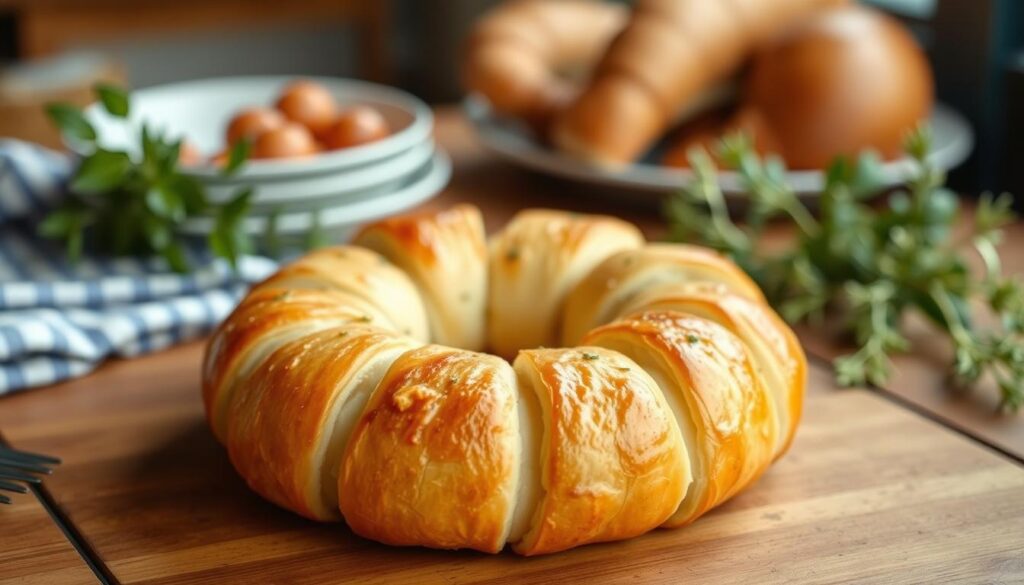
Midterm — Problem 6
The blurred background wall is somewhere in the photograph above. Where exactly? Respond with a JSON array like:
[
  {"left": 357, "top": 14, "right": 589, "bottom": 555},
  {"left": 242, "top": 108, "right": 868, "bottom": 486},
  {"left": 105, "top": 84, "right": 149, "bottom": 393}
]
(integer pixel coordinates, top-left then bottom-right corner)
[{"left": 0, "top": 0, "right": 1020, "bottom": 193}]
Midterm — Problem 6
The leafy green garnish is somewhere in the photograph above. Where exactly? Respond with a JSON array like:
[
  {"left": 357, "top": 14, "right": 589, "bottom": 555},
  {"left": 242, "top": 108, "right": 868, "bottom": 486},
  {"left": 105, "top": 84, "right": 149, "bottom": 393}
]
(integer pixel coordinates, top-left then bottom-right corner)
[
  {"left": 223, "top": 138, "right": 251, "bottom": 176},
  {"left": 665, "top": 127, "right": 1024, "bottom": 411},
  {"left": 208, "top": 189, "right": 254, "bottom": 270},
  {"left": 94, "top": 83, "right": 129, "bottom": 118},
  {"left": 41, "top": 84, "right": 254, "bottom": 272},
  {"left": 69, "top": 149, "right": 132, "bottom": 194},
  {"left": 45, "top": 104, "right": 97, "bottom": 143},
  {"left": 305, "top": 210, "right": 328, "bottom": 251}
]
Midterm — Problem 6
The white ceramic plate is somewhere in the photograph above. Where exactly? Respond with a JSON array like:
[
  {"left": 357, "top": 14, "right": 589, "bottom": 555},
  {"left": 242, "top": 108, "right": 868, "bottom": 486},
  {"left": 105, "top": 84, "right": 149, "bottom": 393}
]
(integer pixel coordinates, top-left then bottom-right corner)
[
  {"left": 465, "top": 96, "right": 974, "bottom": 198},
  {"left": 179, "top": 149, "right": 451, "bottom": 238},
  {"left": 85, "top": 76, "right": 434, "bottom": 179},
  {"left": 204, "top": 141, "right": 435, "bottom": 206}
]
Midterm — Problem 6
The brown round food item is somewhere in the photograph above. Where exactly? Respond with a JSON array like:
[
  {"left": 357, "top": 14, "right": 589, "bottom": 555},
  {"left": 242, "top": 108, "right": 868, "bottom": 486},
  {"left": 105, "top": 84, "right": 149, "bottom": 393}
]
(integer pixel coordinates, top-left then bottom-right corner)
[
  {"left": 275, "top": 80, "right": 339, "bottom": 137},
  {"left": 323, "top": 106, "right": 390, "bottom": 150},
  {"left": 251, "top": 122, "right": 319, "bottom": 159},
  {"left": 226, "top": 108, "right": 286, "bottom": 145},
  {"left": 744, "top": 5, "right": 933, "bottom": 169},
  {"left": 209, "top": 149, "right": 229, "bottom": 168},
  {"left": 178, "top": 140, "right": 204, "bottom": 166}
]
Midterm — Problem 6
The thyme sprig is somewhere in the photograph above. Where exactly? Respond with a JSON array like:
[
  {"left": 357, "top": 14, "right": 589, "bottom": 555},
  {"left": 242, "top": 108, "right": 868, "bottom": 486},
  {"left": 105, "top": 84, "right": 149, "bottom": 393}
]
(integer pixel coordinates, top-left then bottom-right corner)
[{"left": 665, "top": 127, "right": 1024, "bottom": 411}]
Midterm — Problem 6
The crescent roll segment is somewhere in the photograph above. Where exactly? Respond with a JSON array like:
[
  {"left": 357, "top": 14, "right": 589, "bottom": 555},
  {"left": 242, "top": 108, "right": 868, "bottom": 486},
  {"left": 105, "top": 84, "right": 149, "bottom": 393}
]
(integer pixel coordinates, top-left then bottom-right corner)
[
  {"left": 202, "top": 288, "right": 396, "bottom": 442},
  {"left": 511, "top": 347, "right": 690, "bottom": 556},
  {"left": 225, "top": 327, "right": 421, "bottom": 521},
  {"left": 463, "top": 0, "right": 627, "bottom": 122},
  {"left": 488, "top": 209, "right": 644, "bottom": 358},
  {"left": 584, "top": 311, "right": 778, "bottom": 527},
  {"left": 620, "top": 282, "right": 805, "bottom": 458},
  {"left": 253, "top": 245, "right": 430, "bottom": 342},
  {"left": 354, "top": 205, "right": 489, "bottom": 351},
  {"left": 561, "top": 243, "right": 765, "bottom": 346},
  {"left": 339, "top": 345, "right": 521, "bottom": 553}
]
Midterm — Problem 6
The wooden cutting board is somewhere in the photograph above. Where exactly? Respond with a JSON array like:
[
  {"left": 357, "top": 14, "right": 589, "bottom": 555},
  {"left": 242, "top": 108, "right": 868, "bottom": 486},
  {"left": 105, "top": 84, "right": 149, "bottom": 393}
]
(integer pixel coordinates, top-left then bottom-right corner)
[
  {"left": 1, "top": 110, "right": 1023, "bottom": 583},
  {"left": 1, "top": 340, "right": 1022, "bottom": 584}
]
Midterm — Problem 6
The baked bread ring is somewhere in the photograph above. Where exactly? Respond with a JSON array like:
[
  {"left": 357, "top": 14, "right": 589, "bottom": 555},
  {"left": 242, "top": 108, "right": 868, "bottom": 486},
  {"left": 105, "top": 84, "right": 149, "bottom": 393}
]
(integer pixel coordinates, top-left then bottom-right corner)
[{"left": 203, "top": 205, "right": 805, "bottom": 555}]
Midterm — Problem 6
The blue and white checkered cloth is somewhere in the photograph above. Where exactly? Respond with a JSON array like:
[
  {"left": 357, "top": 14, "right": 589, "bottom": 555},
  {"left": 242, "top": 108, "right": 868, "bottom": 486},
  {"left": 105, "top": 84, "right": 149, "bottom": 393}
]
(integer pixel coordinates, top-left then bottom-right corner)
[{"left": 0, "top": 139, "right": 277, "bottom": 394}]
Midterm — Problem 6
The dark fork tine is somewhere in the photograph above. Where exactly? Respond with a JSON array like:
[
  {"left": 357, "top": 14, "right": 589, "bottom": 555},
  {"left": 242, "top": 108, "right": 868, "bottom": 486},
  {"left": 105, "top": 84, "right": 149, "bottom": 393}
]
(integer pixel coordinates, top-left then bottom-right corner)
[
  {"left": 0, "top": 467, "right": 43, "bottom": 484},
  {"left": 0, "top": 457, "right": 53, "bottom": 474},
  {"left": 0, "top": 447, "right": 61, "bottom": 465},
  {"left": 0, "top": 479, "right": 28, "bottom": 494},
  {"left": 0, "top": 493, "right": 11, "bottom": 505}
]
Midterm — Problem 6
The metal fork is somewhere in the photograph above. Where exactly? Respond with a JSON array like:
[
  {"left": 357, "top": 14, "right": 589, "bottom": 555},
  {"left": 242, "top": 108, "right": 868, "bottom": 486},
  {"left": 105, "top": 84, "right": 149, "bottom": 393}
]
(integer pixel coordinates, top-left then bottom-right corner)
[{"left": 0, "top": 446, "right": 60, "bottom": 504}]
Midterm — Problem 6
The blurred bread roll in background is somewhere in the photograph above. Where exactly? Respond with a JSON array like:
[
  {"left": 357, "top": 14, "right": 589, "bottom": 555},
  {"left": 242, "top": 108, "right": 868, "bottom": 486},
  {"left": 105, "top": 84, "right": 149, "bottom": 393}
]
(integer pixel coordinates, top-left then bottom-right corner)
[
  {"left": 463, "top": 0, "right": 627, "bottom": 128},
  {"left": 742, "top": 4, "right": 933, "bottom": 169},
  {"left": 661, "top": 107, "right": 783, "bottom": 169},
  {"left": 663, "top": 5, "right": 933, "bottom": 170},
  {"left": 552, "top": 0, "right": 846, "bottom": 166}
]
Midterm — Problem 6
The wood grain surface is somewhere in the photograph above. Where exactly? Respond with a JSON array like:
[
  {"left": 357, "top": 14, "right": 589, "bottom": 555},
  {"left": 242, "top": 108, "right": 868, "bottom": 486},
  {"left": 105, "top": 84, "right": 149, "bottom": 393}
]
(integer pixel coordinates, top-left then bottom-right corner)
[
  {"left": 0, "top": 480, "right": 96, "bottom": 584},
  {"left": 0, "top": 109, "right": 1022, "bottom": 584},
  {"left": 0, "top": 342, "right": 1022, "bottom": 584},
  {"left": 789, "top": 206, "right": 1024, "bottom": 459}
]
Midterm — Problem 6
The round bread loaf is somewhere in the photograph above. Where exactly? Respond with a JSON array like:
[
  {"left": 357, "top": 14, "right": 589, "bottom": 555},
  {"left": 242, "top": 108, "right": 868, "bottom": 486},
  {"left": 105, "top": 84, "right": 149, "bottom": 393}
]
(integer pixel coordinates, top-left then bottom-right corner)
[{"left": 662, "top": 5, "right": 934, "bottom": 170}]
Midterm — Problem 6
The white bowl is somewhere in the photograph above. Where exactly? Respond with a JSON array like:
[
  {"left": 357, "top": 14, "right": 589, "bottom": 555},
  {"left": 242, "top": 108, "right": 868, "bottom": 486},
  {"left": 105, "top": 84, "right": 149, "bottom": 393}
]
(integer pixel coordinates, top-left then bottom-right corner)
[
  {"left": 204, "top": 141, "right": 435, "bottom": 208},
  {"left": 85, "top": 76, "right": 434, "bottom": 179},
  {"left": 179, "top": 149, "right": 451, "bottom": 239}
]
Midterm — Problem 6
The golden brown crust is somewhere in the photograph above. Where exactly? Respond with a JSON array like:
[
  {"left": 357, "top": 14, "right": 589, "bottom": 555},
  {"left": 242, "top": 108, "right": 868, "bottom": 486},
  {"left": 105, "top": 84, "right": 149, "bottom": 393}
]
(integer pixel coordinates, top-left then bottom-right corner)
[
  {"left": 620, "top": 282, "right": 805, "bottom": 458},
  {"left": 226, "top": 327, "right": 420, "bottom": 520},
  {"left": 355, "top": 205, "right": 489, "bottom": 350},
  {"left": 202, "top": 288, "right": 396, "bottom": 442},
  {"left": 512, "top": 347, "right": 690, "bottom": 555},
  {"left": 561, "top": 243, "right": 765, "bottom": 345},
  {"left": 339, "top": 345, "right": 521, "bottom": 553},
  {"left": 584, "top": 311, "right": 778, "bottom": 526},
  {"left": 253, "top": 245, "right": 429, "bottom": 341},
  {"left": 488, "top": 209, "right": 644, "bottom": 358}
]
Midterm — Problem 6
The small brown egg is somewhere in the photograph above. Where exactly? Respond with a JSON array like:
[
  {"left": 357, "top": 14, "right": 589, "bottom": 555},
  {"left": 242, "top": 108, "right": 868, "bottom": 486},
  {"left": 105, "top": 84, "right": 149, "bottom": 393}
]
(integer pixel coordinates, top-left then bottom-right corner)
[
  {"left": 323, "top": 106, "right": 390, "bottom": 150},
  {"left": 179, "top": 140, "right": 204, "bottom": 166},
  {"left": 251, "top": 122, "right": 319, "bottom": 159},
  {"left": 226, "top": 107, "right": 286, "bottom": 145},
  {"left": 209, "top": 149, "right": 229, "bottom": 168},
  {"left": 275, "top": 80, "right": 338, "bottom": 137}
]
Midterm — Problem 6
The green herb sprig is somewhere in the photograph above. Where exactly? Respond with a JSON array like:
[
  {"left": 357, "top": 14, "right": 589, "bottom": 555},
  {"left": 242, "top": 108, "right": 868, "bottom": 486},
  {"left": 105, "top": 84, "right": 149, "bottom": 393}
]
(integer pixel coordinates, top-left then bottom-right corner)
[
  {"left": 41, "top": 84, "right": 254, "bottom": 272},
  {"left": 665, "top": 127, "right": 1024, "bottom": 411}
]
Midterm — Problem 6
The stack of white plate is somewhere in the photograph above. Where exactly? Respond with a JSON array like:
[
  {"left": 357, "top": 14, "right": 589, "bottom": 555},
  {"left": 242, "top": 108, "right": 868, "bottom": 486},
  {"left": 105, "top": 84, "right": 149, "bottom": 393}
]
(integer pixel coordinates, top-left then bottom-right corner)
[
  {"left": 464, "top": 95, "right": 973, "bottom": 202},
  {"left": 86, "top": 76, "right": 450, "bottom": 243}
]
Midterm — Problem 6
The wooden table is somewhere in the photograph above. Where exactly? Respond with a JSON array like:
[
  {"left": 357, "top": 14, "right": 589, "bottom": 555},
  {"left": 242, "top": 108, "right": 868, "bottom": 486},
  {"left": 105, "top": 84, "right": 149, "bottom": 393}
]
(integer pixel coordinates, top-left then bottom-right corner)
[{"left": 1, "top": 109, "right": 1023, "bottom": 584}]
